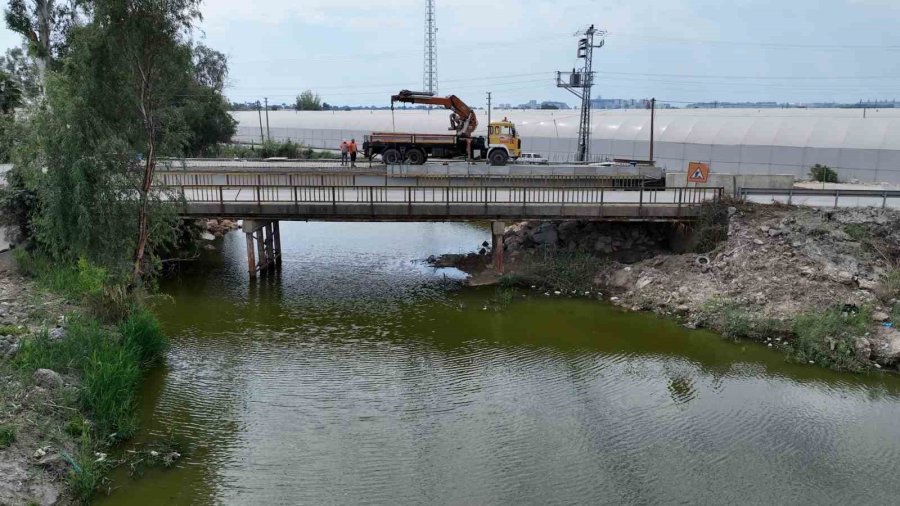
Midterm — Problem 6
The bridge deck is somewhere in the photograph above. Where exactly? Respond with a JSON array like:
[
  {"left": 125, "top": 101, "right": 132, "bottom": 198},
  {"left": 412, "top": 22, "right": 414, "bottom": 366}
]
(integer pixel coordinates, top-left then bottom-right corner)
[{"left": 170, "top": 185, "right": 722, "bottom": 222}]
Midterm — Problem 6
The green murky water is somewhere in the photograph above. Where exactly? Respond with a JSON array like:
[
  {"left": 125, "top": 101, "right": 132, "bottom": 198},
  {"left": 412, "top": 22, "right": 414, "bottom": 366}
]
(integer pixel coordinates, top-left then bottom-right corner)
[{"left": 97, "top": 222, "right": 900, "bottom": 505}]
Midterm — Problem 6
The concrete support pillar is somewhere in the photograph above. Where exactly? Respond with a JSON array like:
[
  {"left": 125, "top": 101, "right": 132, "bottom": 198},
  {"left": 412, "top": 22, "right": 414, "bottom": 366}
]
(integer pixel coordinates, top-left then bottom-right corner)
[
  {"left": 256, "top": 229, "right": 267, "bottom": 271},
  {"left": 491, "top": 221, "right": 505, "bottom": 274},
  {"left": 245, "top": 232, "right": 257, "bottom": 279},
  {"left": 242, "top": 219, "right": 283, "bottom": 278},
  {"left": 265, "top": 222, "right": 275, "bottom": 269},
  {"left": 273, "top": 221, "right": 282, "bottom": 266}
]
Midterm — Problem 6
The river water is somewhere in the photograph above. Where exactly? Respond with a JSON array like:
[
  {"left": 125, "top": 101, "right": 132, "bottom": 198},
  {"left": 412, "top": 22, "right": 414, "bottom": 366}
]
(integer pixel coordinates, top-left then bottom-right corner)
[{"left": 97, "top": 221, "right": 900, "bottom": 505}]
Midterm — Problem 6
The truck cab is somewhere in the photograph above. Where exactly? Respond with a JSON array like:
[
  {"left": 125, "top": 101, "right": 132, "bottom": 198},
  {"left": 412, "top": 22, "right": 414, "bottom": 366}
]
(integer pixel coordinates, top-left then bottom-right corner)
[{"left": 487, "top": 120, "right": 522, "bottom": 165}]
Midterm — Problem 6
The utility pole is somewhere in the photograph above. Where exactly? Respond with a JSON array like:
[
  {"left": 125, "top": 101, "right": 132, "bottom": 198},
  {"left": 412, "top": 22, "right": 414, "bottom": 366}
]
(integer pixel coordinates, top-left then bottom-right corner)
[
  {"left": 257, "top": 101, "right": 264, "bottom": 143},
  {"left": 557, "top": 25, "right": 606, "bottom": 162},
  {"left": 486, "top": 91, "right": 492, "bottom": 135},
  {"left": 649, "top": 97, "right": 656, "bottom": 163},
  {"left": 423, "top": 0, "right": 438, "bottom": 95},
  {"left": 264, "top": 97, "right": 271, "bottom": 142}
]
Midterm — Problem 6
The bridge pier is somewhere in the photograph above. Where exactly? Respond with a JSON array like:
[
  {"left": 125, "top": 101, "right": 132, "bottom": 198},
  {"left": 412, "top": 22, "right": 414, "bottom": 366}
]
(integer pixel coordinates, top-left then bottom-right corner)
[
  {"left": 243, "top": 219, "right": 282, "bottom": 278},
  {"left": 492, "top": 221, "right": 505, "bottom": 274}
]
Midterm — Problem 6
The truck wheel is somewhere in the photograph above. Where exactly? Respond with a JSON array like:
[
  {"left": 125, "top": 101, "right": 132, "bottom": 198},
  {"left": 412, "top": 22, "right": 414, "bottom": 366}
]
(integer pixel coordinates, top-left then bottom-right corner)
[
  {"left": 406, "top": 148, "right": 427, "bottom": 165},
  {"left": 382, "top": 149, "right": 402, "bottom": 165},
  {"left": 488, "top": 149, "right": 509, "bottom": 166}
]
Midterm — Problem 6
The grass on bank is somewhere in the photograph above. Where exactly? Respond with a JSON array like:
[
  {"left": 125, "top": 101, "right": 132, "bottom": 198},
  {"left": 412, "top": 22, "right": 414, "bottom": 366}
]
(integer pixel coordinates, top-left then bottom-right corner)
[
  {"left": 790, "top": 306, "right": 872, "bottom": 372},
  {"left": 700, "top": 298, "right": 875, "bottom": 372},
  {"left": 505, "top": 248, "right": 601, "bottom": 293},
  {"left": 700, "top": 298, "right": 790, "bottom": 341},
  {"left": 10, "top": 251, "right": 168, "bottom": 501},
  {"left": 0, "top": 423, "right": 15, "bottom": 448}
]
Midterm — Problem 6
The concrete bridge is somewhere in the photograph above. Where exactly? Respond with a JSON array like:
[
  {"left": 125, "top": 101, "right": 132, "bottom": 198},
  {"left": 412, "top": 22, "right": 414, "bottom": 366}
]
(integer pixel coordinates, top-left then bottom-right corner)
[{"left": 160, "top": 177, "right": 722, "bottom": 278}]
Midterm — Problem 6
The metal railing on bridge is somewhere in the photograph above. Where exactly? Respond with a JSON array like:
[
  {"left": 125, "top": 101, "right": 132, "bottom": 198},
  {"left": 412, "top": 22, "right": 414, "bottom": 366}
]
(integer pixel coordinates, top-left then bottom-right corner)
[
  {"left": 739, "top": 187, "right": 900, "bottom": 209},
  {"left": 155, "top": 171, "right": 657, "bottom": 189},
  {"left": 167, "top": 183, "right": 722, "bottom": 219}
]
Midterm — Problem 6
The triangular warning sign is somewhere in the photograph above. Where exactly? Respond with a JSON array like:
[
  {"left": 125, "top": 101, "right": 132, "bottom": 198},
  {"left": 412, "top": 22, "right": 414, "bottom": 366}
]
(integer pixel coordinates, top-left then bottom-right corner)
[{"left": 687, "top": 162, "right": 710, "bottom": 183}]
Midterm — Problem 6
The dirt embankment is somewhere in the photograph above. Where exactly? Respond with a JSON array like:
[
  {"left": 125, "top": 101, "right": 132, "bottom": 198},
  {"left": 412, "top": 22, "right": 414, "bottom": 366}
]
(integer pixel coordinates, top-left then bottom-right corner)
[
  {"left": 0, "top": 260, "right": 74, "bottom": 506},
  {"left": 436, "top": 204, "right": 900, "bottom": 371}
]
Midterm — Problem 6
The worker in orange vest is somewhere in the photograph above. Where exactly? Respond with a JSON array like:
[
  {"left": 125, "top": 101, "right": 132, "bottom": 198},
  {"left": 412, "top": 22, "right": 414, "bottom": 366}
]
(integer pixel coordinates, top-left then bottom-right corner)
[
  {"left": 339, "top": 140, "right": 349, "bottom": 166},
  {"left": 348, "top": 139, "right": 358, "bottom": 168}
]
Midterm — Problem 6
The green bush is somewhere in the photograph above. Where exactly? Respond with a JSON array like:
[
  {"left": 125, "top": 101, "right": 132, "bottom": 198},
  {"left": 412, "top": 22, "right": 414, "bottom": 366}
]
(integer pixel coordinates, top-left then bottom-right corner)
[
  {"left": 15, "top": 252, "right": 108, "bottom": 300},
  {"left": 790, "top": 306, "right": 871, "bottom": 372},
  {"left": 119, "top": 308, "right": 168, "bottom": 367},
  {"left": 79, "top": 342, "right": 141, "bottom": 438},
  {"left": 0, "top": 424, "right": 15, "bottom": 448},
  {"left": 17, "top": 314, "right": 161, "bottom": 438},
  {"left": 206, "top": 141, "right": 338, "bottom": 160},
  {"left": 67, "top": 433, "right": 110, "bottom": 502},
  {"left": 0, "top": 324, "right": 27, "bottom": 336},
  {"left": 690, "top": 201, "right": 729, "bottom": 252},
  {"left": 810, "top": 164, "right": 838, "bottom": 183},
  {"left": 85, "top": 284, "right": 134, "bottom": 324},
  {"left": 702, "top": 299, "right": 789, "bottom": 341},
  {"left": 517, "top": 248, "right": 600, "bottom": 292},
  {"left": 498, "top": 273, "right": 529, "bottom": 288},
  {"left": 844, "top": 224, "right": 868, "bottom": 241}
]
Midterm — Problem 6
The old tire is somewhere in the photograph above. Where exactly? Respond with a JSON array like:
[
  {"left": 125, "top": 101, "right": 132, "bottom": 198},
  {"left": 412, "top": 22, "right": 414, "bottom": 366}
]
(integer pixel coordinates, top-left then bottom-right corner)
[
  {"left": 382, "top": 149, "right": 402, "bottom": 165},
  {"left": 406, "top": 148, "right": 427, "bottom": 165},
  {"left": 489, "top": 149, "right": 509, "bottom": 166}
]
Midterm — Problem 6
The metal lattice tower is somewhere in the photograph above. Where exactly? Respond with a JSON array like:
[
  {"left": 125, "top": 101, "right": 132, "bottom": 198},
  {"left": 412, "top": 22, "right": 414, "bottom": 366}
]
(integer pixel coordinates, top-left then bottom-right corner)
[
  {"left": 423, "top": 0, "right": 438, "bottom": 95},
  {"left": 557, "top": 25, "right": 605, "bottom": 162}
]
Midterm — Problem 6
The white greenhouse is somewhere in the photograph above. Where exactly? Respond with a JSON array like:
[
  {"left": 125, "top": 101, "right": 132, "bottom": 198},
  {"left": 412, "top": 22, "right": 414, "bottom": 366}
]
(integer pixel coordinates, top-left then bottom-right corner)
[{"left": 232, "top": 108, "right": 900, "bottom": 183}]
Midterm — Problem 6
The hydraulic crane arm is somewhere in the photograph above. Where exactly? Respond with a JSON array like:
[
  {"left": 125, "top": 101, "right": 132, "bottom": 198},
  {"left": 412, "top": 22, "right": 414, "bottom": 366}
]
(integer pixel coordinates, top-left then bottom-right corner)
[{"left": 391, "top": 90, "right": 479, "bottom": 137}]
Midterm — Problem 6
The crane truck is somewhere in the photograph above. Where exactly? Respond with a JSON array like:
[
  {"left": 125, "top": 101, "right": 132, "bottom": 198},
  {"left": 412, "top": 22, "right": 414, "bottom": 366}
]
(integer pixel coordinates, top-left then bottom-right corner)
[{"left": 363, "top": 90, "right": 522, "bottom": 166}]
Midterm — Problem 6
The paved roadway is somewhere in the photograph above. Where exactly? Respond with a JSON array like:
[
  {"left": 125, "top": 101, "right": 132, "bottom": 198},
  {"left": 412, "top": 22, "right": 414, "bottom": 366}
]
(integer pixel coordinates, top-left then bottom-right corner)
[{"left": 743, "top": 193, "right": 900, "bottom": 210}]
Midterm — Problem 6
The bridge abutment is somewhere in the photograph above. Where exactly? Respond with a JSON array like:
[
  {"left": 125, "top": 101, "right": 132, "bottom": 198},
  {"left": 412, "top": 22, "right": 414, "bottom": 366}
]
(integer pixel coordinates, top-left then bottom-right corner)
[{"left": 243, "top": 219, "right": 282, "bottom": 278}]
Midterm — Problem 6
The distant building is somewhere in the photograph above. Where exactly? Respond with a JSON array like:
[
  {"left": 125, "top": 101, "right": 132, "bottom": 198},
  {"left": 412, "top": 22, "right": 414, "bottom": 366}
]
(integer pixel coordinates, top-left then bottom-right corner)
[
  {"left": 686, "top": 101, "right": 779, "bottom": 109},
  {"left": 591, "top": 98, "right": 643, "bottom": 109},
  {"left": 540, "top": 101, "right": 570, "bottom": 110}
]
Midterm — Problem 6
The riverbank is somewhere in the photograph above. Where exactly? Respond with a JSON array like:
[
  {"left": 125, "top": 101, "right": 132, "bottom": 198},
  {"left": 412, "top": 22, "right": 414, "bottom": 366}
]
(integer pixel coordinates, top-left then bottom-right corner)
[
  {"left": 436, "top": 203, "right": 900, "bottom": 372},
  {"left": 0, "top": 252, "right": 170, "bottom": 505},
  {"left": 0, "top": 256, "right": 74, "bottom": 505}
]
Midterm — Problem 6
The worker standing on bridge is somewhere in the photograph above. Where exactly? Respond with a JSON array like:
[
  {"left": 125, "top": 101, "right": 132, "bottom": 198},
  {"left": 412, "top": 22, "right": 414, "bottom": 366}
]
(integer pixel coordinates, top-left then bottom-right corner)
[
  {"left": 339, "top": 140, "right": 349, "bottom": 166},
  {"left": 349, "top": 138, "right": 358, "bottom": 168}
]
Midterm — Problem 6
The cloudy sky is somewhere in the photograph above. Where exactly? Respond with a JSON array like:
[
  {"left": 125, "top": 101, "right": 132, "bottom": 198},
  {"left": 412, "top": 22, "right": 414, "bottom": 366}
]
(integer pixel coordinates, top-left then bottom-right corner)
[{"left": 1, "top": 0, "right": 899, "bottom": 107}]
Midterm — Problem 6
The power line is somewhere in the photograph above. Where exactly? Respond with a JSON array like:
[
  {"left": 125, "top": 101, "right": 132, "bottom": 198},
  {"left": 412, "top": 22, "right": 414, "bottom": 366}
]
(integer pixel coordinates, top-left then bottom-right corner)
[
  {"left": 226, "top": 71, "right": 554, "bottom": 92},
  {"left": 596, "top": 70, "right": 900, "bottom": 81},
  {"left": 608, "top": 31, "right": 900, "bottom": 50}
]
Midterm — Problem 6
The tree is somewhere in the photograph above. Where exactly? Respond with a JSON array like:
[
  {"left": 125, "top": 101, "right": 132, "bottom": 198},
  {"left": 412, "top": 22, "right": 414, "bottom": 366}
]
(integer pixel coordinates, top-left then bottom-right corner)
[
  {"left": 192, "top": 44, "right": 227, "bottom": 92},
  {"left": 4, "top": 0, "right": 85, "bottom": 92},
  {"left": 0, "top": 46, "right": 41, "bottom": 101},
  {"left": 180, "top": 82, "right": 236, "bottom": 156},
  {"left": 86, "top": 0, "right": 201, "bottom": 284},
  {"left": 296, "top": 89, "right": 322, "bottom": 111},
  {"left": 0, "top": 70, "right": 22, "bottom": 113}
]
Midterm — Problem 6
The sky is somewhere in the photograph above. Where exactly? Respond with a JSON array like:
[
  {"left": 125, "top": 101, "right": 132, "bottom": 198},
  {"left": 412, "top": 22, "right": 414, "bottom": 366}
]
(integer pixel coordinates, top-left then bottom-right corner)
[{"left": 1, "top": 0, "right": 899, "bottom": 108}]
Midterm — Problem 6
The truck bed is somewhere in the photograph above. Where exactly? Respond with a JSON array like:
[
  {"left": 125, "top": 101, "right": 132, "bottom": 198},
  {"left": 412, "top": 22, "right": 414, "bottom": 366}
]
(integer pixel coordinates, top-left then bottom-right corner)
[{"left": 367, "top": 132, "right": 459, "bottom": 145}]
